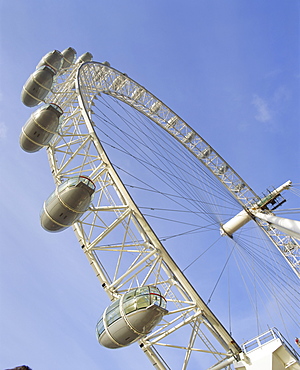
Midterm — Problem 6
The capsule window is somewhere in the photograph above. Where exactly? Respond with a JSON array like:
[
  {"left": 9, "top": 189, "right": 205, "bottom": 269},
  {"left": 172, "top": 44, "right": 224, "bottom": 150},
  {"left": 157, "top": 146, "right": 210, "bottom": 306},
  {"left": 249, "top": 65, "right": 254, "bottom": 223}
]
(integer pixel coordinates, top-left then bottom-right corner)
[
  {"left": 151, "top": 294, "right": 161, "bottom": 306},
  {"left": 56, "top": 177, "right": 95, "bottom": 194},
  {"left": 124, "top": 291, "right": 135, "bottom": 301},
  {"left": 122, "top": 286, "right": 166, "bottom": 313},
  {"left": 136, "top": 295, "right": 150, "bottom": 310},
  {"left": 44, "top": 190, "right": 57, "bottom": 207},
  {"left": 79, "top": 176, "right": 95, "bottom": 191},
  {"left": 55, "top": 178, "right": 78, "bottom": 195},
  {"left": 150, "top": 286, "right": 160, "bottom": 294},
  {"left": 66, "top": 178, "right": 80, "bottom": 188},
  {"left": 107, "top": 299, "right": 119, "bottom": 312},
  {"left": 57, "top": 181, "right": 70, "bottom": 192},
  {"left": 96, "top": 317, "right": 105, "bottom": 337},
  {"left": 161, "top": 297, "right": 167, "bottom": 309},
  {"left": 49, "top": 103, "right": 63, "bottom": 116},
  {"left": 106, "top": 304, "right": 121, "bottom": 326},
  {"left": 135, "top": 286, "right": 149, "bottom": 296},
  {"left": 123, "top": 298, "right": 136, "bottom": 314},
  {"left": 150, "top": 286, "right": 167, "bottom": 309}
]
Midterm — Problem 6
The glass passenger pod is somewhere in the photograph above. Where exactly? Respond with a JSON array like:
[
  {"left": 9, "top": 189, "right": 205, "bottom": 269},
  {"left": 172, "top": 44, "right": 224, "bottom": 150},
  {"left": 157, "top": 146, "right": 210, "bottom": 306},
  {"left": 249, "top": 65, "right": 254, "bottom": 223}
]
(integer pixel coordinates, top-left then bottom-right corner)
[
  {"left": 40, "top": 176, "right": 96, "bottom": 232},
  {"left": 61, "top": 47, "right": 77, "bottom": 69},
  {"left": 21, "top": 65, "right": 56, "bottom": 107},
  {"left": 96, "top": 286, "right": 168, "bottom": 349},
  {"left": 36, "top": 50, "right": 63, "bottom": 72},
  {"left": 19, "top": 103, "right": 63, "bottom": 153},
  {"left": 75, "top": 52, "right": 93, "bottom": 64}
]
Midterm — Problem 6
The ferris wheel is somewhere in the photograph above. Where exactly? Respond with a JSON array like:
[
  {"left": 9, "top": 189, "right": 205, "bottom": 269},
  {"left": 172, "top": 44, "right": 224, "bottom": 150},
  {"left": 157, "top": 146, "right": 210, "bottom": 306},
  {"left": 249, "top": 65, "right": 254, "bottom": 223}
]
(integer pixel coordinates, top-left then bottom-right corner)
[{"left": 20, "top": 48, "right": 300, "bottom": 370}]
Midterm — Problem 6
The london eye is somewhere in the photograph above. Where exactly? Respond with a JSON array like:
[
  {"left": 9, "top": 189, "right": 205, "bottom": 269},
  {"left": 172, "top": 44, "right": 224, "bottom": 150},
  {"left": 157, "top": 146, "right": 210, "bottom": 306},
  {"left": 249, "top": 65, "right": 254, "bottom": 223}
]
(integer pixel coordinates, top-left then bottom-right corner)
[{"left": 20, "top": 48, "right": 300, "bottom": 369}]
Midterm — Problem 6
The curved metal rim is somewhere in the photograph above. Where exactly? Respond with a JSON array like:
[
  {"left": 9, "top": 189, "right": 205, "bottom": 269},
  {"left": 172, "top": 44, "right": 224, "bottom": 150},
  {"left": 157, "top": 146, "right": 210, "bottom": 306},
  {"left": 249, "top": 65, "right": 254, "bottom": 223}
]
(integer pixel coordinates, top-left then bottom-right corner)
[
  {"left": 77, "top": 61, "right": 259, "bottom": 210},
  {"left": 74, "top": 62, "right": 243, "bottom": 356},
  {"left": 76, "top": 61, "right": 299, "bottom": 279},
  {"left": 39, "top": 58, "right": 298, "bottom": 368}
]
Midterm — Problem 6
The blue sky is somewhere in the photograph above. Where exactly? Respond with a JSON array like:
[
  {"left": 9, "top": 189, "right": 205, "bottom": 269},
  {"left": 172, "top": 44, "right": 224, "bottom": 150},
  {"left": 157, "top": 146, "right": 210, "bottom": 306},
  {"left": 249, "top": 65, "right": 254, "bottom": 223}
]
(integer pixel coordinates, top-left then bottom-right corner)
[{"left": 0, "top": 1, "right": 299, "bottom": 369}]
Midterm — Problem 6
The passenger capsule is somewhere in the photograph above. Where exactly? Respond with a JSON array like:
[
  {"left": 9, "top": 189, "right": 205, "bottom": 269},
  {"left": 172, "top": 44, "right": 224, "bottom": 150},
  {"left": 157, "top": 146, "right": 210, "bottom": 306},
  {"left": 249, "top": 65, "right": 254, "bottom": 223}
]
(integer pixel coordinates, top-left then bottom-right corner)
[
  {"left": 19, "top": 104, "right": 63, "bottom": 153},
  {"left": 21, "top": 65, "right": 56, "bottom": 107},
  {"left": 96, "top": 286, "right": 168, "bottom": 349},
  {"left": 76, "top": 52, "right": 93, "bottom": 64},
  {"left": 61, "top": 47, "right": 77, "bottom": 69},
  {"left": 40, "top": 176, "right": 95, "bottom": 232},
  {"left": 36, "top": 50, "right": 63, "bottom": 72}
]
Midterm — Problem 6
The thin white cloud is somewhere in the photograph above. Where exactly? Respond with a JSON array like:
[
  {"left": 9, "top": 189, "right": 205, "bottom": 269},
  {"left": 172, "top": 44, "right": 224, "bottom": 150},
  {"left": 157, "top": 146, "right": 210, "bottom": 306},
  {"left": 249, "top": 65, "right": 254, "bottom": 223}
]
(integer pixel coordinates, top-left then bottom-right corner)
[
  {"left": 264, "top": 69, "right": 281, "bottom": 79},
  {"left": 273, "top": 86, "right": 290, "bottom": 103},
  {"left": 0, "top": 122, "right": 7, "bottom": 139},
  {"left": 252, "top": 94, "right": 272, "bottom": 123},
  {"left": 252, "top": 86, "right": 290, "bottom": 127}
]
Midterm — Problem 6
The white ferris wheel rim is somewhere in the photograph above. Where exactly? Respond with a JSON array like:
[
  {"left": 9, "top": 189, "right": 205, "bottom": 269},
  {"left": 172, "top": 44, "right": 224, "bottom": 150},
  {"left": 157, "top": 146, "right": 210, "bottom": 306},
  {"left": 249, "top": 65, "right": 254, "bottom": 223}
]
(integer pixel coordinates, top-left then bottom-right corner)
[{"left": 41, "top": 60, "right": 299, "bottom": 369}]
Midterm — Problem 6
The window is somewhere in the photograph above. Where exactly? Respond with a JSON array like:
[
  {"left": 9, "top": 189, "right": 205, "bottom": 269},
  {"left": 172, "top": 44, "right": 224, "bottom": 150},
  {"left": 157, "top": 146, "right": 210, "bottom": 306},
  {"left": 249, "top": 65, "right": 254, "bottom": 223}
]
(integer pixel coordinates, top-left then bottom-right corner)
[
  {"left": 106, "top": 304, "right": 121, "bottom": 326},
  {"left": 160, "top": 296, "right": 167, "bottom": 309},
  {"left": 79, "top": 176, "right": 95, "bottom": 190},
  {"left": 135, "top": 286, "right": 149, "bottom": 296},
  {"left": 149, "top": 286, "right": 167, "bottom": 309},
  {"left": 122, "top": 286, "right": 167, "bottom": 313},
  {"left": 43, "top": 189, "right": 58, "bottom": 207},
  {"left": 106, "top": 299, "right": 121, "bottom": 326},
  {"left": 136, "top": 295, "right": 150, "bottom": 310},
  {"left": 123, "top": 298, "right": 136, "bottom": 314},
  {"left": 124, "top": 290, "right": 135, "bottom": 301},
  {"left": 96, "top": 318, "right": 105, "bottom": 337},
  {"left": 150, "top": 286, "right": 160, "bottom": 295},
  {"left": 151, "top": 294, "right": 161, "bottom": 306}
]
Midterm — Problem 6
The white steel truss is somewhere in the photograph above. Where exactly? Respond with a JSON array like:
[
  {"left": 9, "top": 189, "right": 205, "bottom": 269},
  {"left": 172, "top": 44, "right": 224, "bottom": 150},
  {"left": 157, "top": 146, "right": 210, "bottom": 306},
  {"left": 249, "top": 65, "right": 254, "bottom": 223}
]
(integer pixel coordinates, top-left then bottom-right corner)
[
  {"left": 76, "top": 62, "right": 299, "bottom": 278},
  {"left": 41, "top": 60, "right": 299, "bottom": 369}
]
